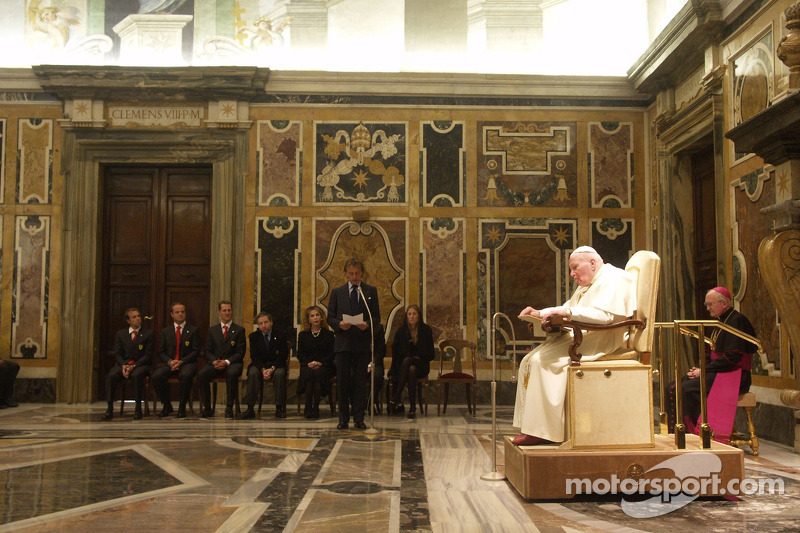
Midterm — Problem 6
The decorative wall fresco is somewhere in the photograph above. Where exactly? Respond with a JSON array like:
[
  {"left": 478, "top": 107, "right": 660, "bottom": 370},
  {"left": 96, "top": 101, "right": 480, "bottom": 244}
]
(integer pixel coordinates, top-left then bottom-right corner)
[
  {"left": 477, "top": 121, "right": 577, "bottom": 208},
  {"left": 16, "top": 118, "right": 52, "bottom": 204},
  {"left": 257, "top": 120, "right": 302, "bottom": 207},
  {"left": 255, "top": 216, "right": 300, "bottom": 338},
  {"left": 588, "top": 122, "right": 634, "bottom": 208},
  {"left": 420, "top": 121, "right": 465, "bottom": 207},
  {"left": 12, "top": 215, "right": 49, "bottom": 359},
  {"left": 314, "top": 220, "right": 406, "bottom": 337},
  {"left": 733, "top": 29, "right": 774, "bottom": 161},
  {"left": 478, "top": 218, "right": 577, "bottom": 358},
  {"left": 314, "top": 122, "right": 407, "bottom": 205},
  {"left": 420, "top": 217, "right": 466, "bottom": 343}
]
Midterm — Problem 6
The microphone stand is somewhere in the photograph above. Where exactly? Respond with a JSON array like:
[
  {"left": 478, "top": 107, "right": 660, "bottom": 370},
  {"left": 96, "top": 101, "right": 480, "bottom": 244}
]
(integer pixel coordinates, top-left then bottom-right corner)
[{"left": 358, "top": 286, "right": 378, "bottom": 434}]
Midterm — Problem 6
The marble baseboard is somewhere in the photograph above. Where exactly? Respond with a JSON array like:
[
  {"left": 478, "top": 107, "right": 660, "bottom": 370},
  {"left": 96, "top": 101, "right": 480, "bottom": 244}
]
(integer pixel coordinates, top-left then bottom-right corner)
[
  {"left": 13, "top": 378, "right": 56, "bottom": 403},
  {"left": 738, "top": 402, "right": 795, "bottom": 447}
]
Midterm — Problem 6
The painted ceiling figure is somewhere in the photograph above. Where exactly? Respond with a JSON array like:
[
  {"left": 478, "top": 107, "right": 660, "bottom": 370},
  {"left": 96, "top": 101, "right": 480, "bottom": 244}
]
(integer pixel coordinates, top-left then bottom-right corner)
[
  {"left": 28, "top": 2, "right": 80, "bottom": 49},
  {"left": 138, "top": 0, "right": 187, "bottom": 14}
]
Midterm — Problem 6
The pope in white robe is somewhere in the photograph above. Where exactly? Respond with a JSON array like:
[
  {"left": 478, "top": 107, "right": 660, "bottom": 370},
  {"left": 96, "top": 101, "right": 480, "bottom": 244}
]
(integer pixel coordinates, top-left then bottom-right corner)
[{"left": 512, "top": 246, "right": 636, "bottom": 445}]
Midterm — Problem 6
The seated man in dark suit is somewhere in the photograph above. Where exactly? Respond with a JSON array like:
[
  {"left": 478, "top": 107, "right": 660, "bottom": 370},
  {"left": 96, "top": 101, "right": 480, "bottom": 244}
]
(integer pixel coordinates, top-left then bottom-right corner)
[
  {"left": 103, "top": 308, "right": 154, "bottom": 420},
  {"left": 152, "top": 302, "right": 201, "bottom": 418},
  {"left": 241, "top": 312, "right": 289, "bottom": 419},
  {"left": 198, "top": 300, "right": 246, "bottom": 418}
]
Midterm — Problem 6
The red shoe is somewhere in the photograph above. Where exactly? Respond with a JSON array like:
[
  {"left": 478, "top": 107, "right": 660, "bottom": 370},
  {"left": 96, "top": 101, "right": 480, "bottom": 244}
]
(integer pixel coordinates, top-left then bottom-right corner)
[{"left": 511, "top": 434, "right": 550, "bottom": 446}]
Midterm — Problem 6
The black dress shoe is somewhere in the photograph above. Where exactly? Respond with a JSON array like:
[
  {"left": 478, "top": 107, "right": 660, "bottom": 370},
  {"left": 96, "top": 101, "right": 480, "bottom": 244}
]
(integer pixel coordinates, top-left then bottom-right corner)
[
  {"left": 311, "top": 407, "right": 320, "bottom": 420},
  {"left": 241, "top": 408, "right": 255, "bottom": 420},
  {"left": 200, "top": 409, "right": 213, "bottom": 418},
  {"left": 176, "top": 409, "right": 187, "bottom": 418},
  {"left": 101, "top": 409, "right": 114, "bottom": 421},
  {"left": 4, "top": 400, "right": 19, "bottom": 408},
  {"left": 275, "top": 406, "right": 286, "bottom": 419},
  {"left": 304, "top": 407, "right": 312, "bottom": 419},
  {"left": 407, "top": 409, "right": 416, "bottom": 419},
  {"left": 354, "top": 420, "right": 367, "bottom": 430},
  {"left": 158, "top": 405, "right": 174, "bottom": 418},
  {"left": 224, "top": 407, "right": 234, "bottom": 419},
  {"left": 337, "top": 421, "right": 349, "bottom": 430},
  {"left": 394, "top": 404, "right": 405, "bottom": 415},
  {"left": 134, "top": 409, "right": 143, "bottom": 420}
]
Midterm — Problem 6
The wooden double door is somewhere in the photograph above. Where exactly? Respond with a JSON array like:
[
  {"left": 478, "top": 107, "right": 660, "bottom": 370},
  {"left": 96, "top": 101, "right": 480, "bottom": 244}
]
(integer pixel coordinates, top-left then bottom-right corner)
[{"left": 99, "top": 165, "right": 212, "bottom": 400}]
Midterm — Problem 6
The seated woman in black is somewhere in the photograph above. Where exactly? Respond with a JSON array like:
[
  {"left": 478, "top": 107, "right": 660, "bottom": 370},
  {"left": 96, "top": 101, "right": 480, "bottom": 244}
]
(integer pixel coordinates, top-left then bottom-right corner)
[
  {"left": 296, "top": 305, "right": 335, "bottom": 419},
  {"left": 388, "top": 305, "right": 435, "bottom": 419}
]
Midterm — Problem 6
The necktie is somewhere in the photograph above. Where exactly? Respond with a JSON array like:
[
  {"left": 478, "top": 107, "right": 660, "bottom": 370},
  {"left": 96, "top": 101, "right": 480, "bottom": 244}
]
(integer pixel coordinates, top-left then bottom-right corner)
[
  {"left": 174, "top": 325, "right": 181, "bottom": 360},
  {"left": 223, "top": 325, "right": 228, "bottom": 340},
  {"left": 350, "top": 285, "right": 359, "bottom": 312},
  {"left": 131, "top": 330, "right": 138, "bottom": 342},
  {"left": 264, "top": 333, "right": 270, "bottom": 353}
]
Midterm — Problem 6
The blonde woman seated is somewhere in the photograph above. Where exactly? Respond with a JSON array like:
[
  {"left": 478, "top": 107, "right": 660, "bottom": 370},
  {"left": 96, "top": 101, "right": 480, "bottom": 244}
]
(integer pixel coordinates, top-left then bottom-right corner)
[
  {"left": 388, "top": 305, "right": 435, "bottom": 419},
  {"left": 296, "top": 305, "right": 335, "bottom": 419}
]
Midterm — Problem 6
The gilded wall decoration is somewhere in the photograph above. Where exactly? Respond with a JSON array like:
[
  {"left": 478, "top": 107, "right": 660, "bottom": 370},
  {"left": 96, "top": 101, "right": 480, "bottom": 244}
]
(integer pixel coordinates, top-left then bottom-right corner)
[
  {"left": 590, "top": 218, "right": 635, "bottom": 268},
  {"left": 478, "top": 121, "right": 577, "bottom": 207},
  {"left": 256, "top": 216, "right": 300, "bottom": 337},
  {"left": 733, "top": 30, "right": 774, "bottom": 134},
  {"left": 17, "top": 118, "right": 52, "bottom": 204},
  {"left": 420, "top": 121, "right": 465, "bottom": 207},
  {"left": 421, "top": 217, "right": 466, "bottom": 344},
  {"left": 257, "top": 120, "right": 302, "bottom": 206},
  {"left": 12, "top": 215, "right": 49, "bottom": 359},
  {"left": 0, "top": 118, "right": 5, "bottom": 203},
  {"left": 731, "top": 169, "right": 779, "bottom": 372},
  {"left": 314, "top": 122, "right": 407, "bottom": 204},
  {"left": 478, "top": 218, "right": 577, "bottom": 359},
  {"left": 588, "top": 122, "right": 633, "bottom": 208},
  {"left": 314, "top": 220, "right": 406, "bottom": 336}
]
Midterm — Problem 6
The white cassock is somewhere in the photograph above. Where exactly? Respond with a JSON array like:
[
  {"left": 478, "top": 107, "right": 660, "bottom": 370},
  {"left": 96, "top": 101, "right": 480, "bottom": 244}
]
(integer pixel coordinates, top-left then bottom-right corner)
[{"left": 513, "top": 263, "right": 636, "bottom": 442}]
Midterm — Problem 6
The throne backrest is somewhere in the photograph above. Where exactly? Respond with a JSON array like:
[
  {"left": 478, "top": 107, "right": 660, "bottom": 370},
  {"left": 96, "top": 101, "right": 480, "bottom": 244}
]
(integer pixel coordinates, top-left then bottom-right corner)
[{"left": 625, "top": 250, "right": 661, "bottom": 353}]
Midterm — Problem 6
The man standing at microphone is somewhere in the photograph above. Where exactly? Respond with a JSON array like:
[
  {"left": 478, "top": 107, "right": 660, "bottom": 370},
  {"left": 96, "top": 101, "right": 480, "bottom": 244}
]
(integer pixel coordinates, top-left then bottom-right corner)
[{"left": 327, "top": 257, "right": 381, "bottom": 430}]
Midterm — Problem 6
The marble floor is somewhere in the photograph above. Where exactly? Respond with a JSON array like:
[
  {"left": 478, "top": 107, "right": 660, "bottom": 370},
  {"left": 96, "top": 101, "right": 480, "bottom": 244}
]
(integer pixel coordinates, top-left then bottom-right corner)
[{"left": 1, "top": 403, "right": 799, "bottom": 532}]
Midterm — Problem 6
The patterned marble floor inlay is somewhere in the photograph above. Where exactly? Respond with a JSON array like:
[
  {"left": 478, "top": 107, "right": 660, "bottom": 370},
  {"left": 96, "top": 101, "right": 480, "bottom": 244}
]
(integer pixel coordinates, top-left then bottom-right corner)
[{"left": 1, "top": 404, "right": 800, "bottom": 532}]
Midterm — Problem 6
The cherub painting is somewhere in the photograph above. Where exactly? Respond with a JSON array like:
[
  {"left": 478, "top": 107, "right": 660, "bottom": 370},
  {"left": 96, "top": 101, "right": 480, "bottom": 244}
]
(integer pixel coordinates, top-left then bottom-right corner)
[
  {"left": 241, "top": 16, "right": 292, "bottom": 51},
  {"left": 27, "top": 0, "right": 80, "bottom": 49}
]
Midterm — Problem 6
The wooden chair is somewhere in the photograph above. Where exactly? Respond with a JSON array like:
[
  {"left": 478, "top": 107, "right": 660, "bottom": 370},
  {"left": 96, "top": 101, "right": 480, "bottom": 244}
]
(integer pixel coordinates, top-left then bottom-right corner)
[
  {"left": 436, "top": 340, "right": 477, "bottom": 416},
  {"left": 119, "top": 376, "right": 151, "bottom": 417},
  {"left": 387, "top": 375, "right": 429, "bottom": 415},
  {"left": 211, "top": 375, "right": 242, "bottom": 416},
  {"left": 151, "top": 376, "right": 195, "bottom": 414},
  {"left": 258, "top": 340, "right": 293, "bottom": 415},
  {"left": 729, "top": 392, "right": 759, "bottom": 456}
]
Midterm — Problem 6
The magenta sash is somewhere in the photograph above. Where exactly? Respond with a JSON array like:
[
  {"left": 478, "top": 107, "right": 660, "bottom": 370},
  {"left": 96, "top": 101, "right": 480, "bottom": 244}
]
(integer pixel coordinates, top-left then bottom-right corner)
[{"left": 690, "top": 369, "right": 742, "bottom": 444}]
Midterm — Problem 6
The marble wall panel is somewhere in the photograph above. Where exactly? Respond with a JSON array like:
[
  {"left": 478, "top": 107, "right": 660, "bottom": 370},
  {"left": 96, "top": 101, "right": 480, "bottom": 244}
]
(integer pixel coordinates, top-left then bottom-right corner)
[
  {"left": 590, "top": 218, "right": 635, "bottom": 268},
  {"left": 478, "top": 218, "right": 576, "bottom": 359},
  {"left": 420, "top": 217, "right": 465, "bottom": 344},
  {"left": 731, "top": 168, "right": 779, "bottom": 373},
  {"left": 314, "top": 122, "right": 407, "bottom": 204},
  {"left": 478, "top": 121, "right": 577, "bottom": 208},
  {"left": 256, "top": 216, "right": 300, "bottom": 336},
  {"left": 12, "top": 215, "right": 49, "bottom": 359},
  {"left": 16, "top": 118, "right": 53, "bottom": 204},
  {"left": 314, "top": 220, "right": 406, "bottom": 335},
  {"left": 588, "top": 122, "right": 633, "bottom": 208},
  {"left": 257, "top": 120, "right": 302, "bottom": 206},
  {"left": 0, "top": 118, "right": 5, "bottom": 203},
  {"left": 420, "top": 121, "right": 465, "bottom": 207}
]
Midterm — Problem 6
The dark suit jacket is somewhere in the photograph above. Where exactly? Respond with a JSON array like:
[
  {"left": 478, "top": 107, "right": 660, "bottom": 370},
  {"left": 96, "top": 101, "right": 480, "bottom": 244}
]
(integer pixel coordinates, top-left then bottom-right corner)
[
  {"left": 113, "top": 328, "right": 154, "bottom": 367},
  {"left": 327, "top": 282, "right": 381, "bottom": 354},
  {"left": 205, "top": 323, "right": 246, "bottom": 364},
  {"left": 248, "top": 328, "right": 289, "bottom": 370},
  {"left": 158, "top": 323, "right": 201, "bottom": 365}
]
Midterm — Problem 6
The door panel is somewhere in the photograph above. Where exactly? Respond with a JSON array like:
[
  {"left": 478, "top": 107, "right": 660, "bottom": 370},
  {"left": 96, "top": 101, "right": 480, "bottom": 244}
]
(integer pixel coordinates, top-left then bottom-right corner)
[
  {"left": 100, "top": 165, "right": 211, "bottom": 400},
  {"left": 692, "top": 150, "right": 717, "bottom": 318}
]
